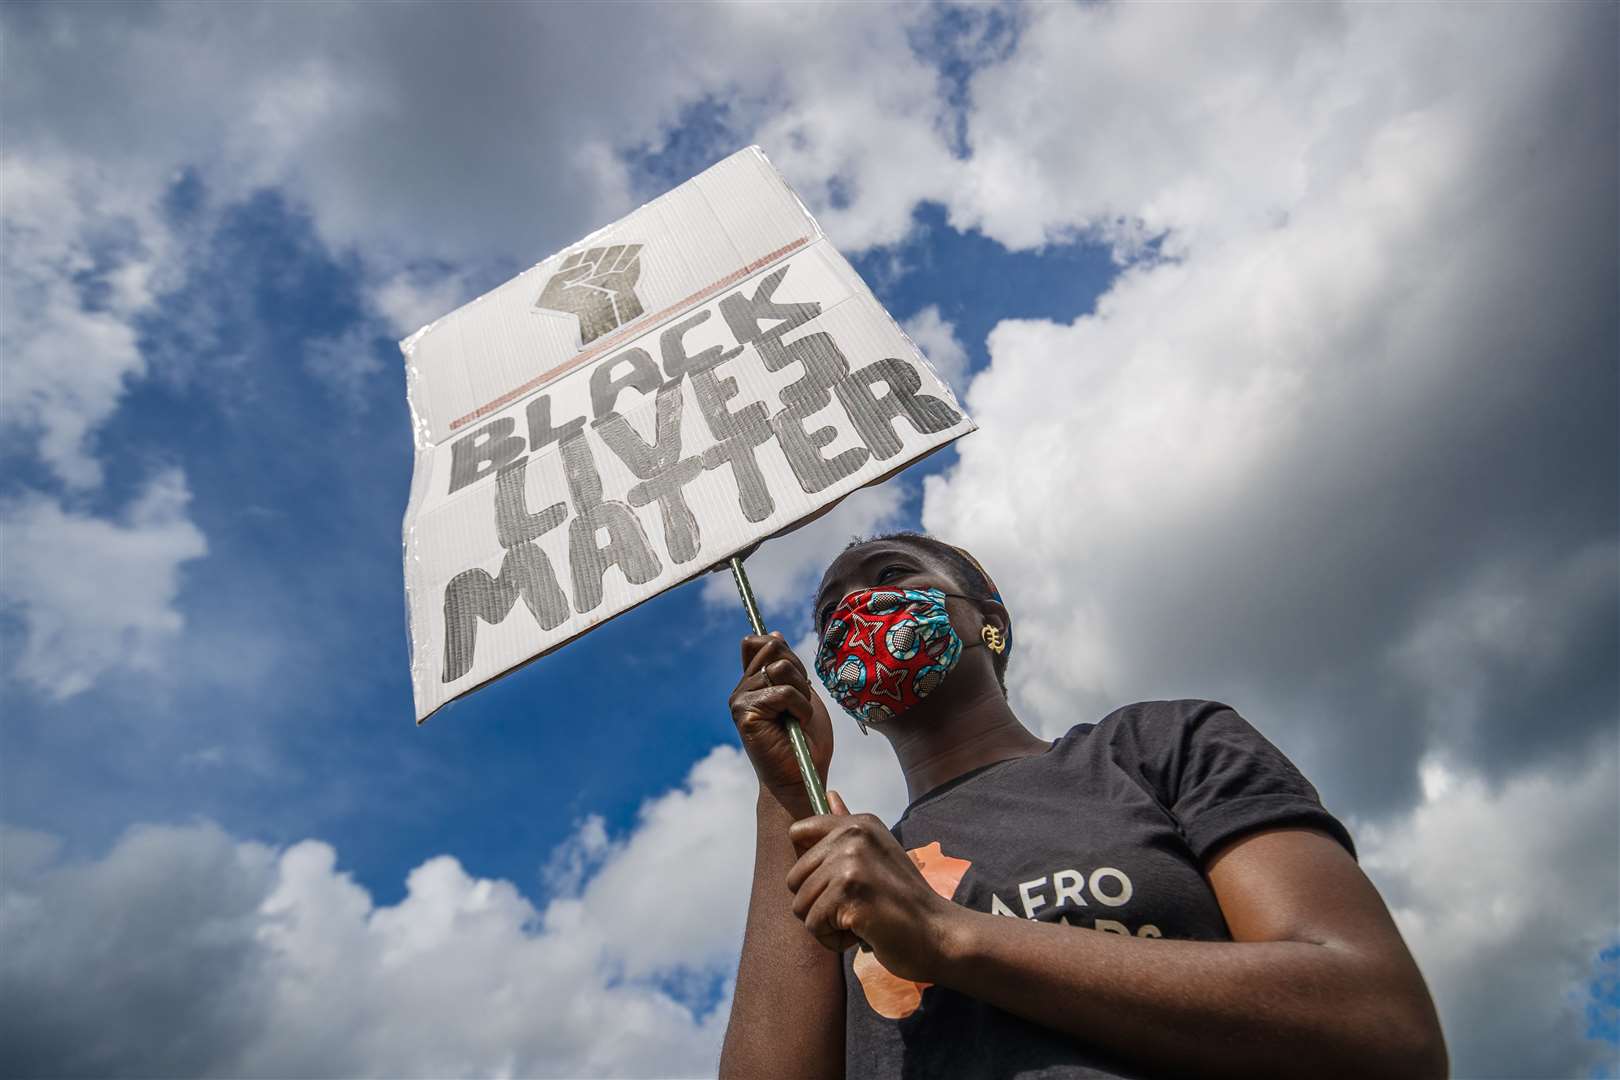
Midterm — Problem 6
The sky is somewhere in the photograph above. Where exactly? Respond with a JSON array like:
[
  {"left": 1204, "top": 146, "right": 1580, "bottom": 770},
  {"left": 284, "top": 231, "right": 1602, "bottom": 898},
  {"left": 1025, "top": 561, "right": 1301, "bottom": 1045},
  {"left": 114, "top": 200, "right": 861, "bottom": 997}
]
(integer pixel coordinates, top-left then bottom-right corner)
[{"left": 0, "top": 1, "right": 1615, "bottom": 1077}]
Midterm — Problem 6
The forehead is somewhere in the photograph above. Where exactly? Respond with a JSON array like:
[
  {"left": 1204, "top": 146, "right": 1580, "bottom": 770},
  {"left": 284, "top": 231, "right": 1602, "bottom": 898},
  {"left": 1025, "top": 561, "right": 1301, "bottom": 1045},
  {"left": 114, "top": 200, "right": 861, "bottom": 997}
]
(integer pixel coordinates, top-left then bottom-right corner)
[{"left": 815, "top": 539, "right": 963, "bottom": 604}]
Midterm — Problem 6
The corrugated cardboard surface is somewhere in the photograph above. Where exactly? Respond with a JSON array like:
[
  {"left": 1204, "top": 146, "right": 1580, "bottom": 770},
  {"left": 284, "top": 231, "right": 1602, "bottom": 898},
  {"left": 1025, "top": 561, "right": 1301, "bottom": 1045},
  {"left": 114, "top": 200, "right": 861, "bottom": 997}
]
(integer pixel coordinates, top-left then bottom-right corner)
[{"left": 401, "top": 147, "right": 975, "bottom": 722}]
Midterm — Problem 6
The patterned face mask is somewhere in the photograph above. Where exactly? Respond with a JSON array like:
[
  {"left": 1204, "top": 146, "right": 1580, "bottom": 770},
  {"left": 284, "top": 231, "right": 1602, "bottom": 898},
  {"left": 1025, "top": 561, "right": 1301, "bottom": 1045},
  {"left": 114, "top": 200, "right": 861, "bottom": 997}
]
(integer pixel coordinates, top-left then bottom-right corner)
[{"left": 815, "top": 587, "right": 965, "bottom": 730}]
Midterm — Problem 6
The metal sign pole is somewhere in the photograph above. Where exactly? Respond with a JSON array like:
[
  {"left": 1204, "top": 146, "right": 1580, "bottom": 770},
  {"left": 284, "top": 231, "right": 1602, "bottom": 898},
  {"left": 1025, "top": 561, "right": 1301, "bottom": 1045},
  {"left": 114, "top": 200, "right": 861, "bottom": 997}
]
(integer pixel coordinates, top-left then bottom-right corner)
[{"left": 729, "top": 554, "right": 831, "bottom": 817}]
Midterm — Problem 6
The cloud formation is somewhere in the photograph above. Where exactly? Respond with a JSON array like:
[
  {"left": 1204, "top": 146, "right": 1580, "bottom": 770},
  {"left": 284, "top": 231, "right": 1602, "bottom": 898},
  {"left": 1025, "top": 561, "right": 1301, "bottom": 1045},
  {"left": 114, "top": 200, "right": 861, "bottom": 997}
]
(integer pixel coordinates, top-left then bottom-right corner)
[
  {"left": 1, "top": 2, "right": 960, "bottom": 266},
  {"left": 1, "top": 470, "right": 207, "bottom": 698},
  {"left": 1, "top": 1, "right": 1613, "bottom": 1076},
  {"left": 0, "top": 815, "right": 726, "bottom": 1079},
  {"left": 0, "top": 735, "right": 907, "bottom": 1080},
  {"left": 1357, "top": 750, "right": 1619, "bottom": 1077},
  {"left": 901, "top": 304, "right": 971, "bottom": 394},
  {"left": 918, "top": 5, "right": 1616, "bottom": 1072},
  {"left": 0, "top": 154, "right": 169, "bottom": 489},
  {"left": 925, "top": 0, "right": 1616, "bottom": 797}
]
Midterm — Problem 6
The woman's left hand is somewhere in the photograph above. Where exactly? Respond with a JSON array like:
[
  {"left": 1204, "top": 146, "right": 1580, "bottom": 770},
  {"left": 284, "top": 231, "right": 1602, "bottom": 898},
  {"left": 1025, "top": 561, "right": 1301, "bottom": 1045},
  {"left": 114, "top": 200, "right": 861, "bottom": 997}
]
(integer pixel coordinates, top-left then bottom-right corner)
[{"left": 786, "top": 791, "right": 962, "bottom": 983}]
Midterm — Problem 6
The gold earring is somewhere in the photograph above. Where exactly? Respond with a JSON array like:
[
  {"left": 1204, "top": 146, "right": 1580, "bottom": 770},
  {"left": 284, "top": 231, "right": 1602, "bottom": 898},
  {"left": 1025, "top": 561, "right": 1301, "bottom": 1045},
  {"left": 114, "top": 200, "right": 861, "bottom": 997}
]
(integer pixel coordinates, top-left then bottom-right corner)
[{"left": 981, "top": 625, "right": 1006, "bottom": 654}]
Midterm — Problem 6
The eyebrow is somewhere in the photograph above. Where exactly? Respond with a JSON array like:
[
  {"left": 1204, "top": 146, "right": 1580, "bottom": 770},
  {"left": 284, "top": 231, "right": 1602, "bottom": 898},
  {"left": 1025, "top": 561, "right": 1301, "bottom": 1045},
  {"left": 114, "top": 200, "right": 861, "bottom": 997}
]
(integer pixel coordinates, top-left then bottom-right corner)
[{"left": 813, "top": 544, "right": 926, "bottom": 623}]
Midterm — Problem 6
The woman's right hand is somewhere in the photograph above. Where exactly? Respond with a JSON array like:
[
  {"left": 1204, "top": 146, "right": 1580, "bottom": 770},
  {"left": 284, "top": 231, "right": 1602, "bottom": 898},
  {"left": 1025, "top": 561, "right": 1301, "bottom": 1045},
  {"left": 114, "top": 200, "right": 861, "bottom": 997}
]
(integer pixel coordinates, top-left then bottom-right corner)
[{"left": 730, "top": 631, "right": 834, "bottom": 815}]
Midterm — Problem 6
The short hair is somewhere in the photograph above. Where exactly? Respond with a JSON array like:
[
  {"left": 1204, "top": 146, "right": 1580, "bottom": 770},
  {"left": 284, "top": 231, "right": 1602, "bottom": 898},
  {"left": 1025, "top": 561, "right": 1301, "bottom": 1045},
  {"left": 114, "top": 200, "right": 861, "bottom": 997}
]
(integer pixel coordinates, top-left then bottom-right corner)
[{"left": 824, "top": 531, "right": 1013, "bottom": 692}]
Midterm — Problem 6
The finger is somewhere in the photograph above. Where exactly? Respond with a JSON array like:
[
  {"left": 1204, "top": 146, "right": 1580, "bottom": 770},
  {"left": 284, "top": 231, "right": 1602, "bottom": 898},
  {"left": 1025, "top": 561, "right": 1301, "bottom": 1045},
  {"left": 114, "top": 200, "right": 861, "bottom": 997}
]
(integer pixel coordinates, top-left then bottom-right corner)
[
  {"left": 784, "top": 817, "right": 847, "bottom": 886},
  {"left": 734, "top": 685, "right": 812, "bottom": 727},
  {"left": 827, "top": 790, "right": 851, "bottom": 816},
  {"left": 762, "top": 657, "right": 812, "bottom": 698},
  {"left": 740, "top": 633, "right": 771, "bottom": 671},
  {"left": 803, "top": 883, "right": 862, "bottom": 953},
  {"left": 742, "top": 634, "right": 794, "bottom": 678},
  {"left": 789, "top": 860, "right": 834, "bottom": 920}
]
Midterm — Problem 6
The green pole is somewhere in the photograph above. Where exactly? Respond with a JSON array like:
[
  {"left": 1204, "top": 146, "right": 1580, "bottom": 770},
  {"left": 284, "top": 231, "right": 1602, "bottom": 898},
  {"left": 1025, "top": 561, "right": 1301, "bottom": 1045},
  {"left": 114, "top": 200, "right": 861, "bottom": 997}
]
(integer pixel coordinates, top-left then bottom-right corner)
[{"left": 729, "top": 554, "right": 831, "bottom": 817}]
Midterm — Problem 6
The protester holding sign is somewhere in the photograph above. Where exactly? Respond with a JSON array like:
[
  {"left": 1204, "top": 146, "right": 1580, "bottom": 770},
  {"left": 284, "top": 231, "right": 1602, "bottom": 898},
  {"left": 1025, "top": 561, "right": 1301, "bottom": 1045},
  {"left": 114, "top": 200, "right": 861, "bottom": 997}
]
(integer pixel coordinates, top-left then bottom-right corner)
[{"left": 720, "top": 533, "right": 1447, "bottom": 1078}]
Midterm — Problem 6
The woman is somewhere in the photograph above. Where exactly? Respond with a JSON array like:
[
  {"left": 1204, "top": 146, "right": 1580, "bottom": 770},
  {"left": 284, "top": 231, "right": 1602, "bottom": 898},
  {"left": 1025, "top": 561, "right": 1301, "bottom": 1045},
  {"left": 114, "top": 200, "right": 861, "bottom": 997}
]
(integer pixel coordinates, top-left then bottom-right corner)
[{"left": 719, "top": 532, "right": 1446, "bottom": 1079}]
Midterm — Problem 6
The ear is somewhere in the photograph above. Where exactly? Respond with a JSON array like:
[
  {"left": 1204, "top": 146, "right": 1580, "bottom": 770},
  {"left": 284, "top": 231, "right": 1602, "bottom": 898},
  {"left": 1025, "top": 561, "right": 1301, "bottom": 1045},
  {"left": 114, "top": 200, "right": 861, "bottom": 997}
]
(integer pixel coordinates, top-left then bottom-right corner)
[{"left": 978, "top": 596, "right": 1010, "bottom": 638}]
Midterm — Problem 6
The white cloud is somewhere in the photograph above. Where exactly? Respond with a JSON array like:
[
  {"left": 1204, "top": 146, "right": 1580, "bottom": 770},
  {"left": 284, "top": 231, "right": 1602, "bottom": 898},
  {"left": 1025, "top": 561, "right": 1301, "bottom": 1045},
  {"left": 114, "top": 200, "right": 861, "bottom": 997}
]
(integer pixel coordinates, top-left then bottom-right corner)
[
  {"left": 901, "top": 304, "right": 971, "bottom": 394},
  {"left": 915, "top": 6, "right": 1615, "bottom": 1071},
  {"left": 2, "top": 3, "right": 960, "bottom": 268},
  {"left": 923, "top": 0, "right": 1615, "bottom": 790},
  {"left": 1356, "top": 747, "right": 1620, "bottom": 1078},
  {"left": 0, "top": 816, "right": 729, "bottom": 1079},
  {"left": 0, "top": 155, "right": 167, "bottom": 489},
  {"left": 949, "top": 2, "right": 1569, "bottom": 259},
  {"left": 0, "top": 719, "right": 915, "bottom": 1080},
  {"left": 6, "top": 731, "right": 1609, "bottom": 1078},
  {"left": 0, "top": 469, "right": 208, "bottom": 698},
  {"left": 367, "top": 267, "right": 484, "bottom": 339}
]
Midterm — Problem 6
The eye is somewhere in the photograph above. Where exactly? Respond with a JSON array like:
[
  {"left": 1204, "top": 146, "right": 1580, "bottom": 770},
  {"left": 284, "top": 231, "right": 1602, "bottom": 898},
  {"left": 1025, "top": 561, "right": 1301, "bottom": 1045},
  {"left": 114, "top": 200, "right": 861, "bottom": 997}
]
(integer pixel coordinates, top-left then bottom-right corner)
[
  {"left": 818, "top": 602, "right": 835, "bottom": 629},
  {"left": 876, "top": 563, "right": 910, "bottom": 584}
]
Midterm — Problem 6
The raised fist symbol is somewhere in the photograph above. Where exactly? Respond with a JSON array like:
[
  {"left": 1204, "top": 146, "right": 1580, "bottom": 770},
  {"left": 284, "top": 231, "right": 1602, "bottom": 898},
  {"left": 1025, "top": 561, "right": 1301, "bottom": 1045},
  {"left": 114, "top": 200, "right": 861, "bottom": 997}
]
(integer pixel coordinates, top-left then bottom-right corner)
[{"left": 536, "top": 243, "right": 646, "bottom": 344}]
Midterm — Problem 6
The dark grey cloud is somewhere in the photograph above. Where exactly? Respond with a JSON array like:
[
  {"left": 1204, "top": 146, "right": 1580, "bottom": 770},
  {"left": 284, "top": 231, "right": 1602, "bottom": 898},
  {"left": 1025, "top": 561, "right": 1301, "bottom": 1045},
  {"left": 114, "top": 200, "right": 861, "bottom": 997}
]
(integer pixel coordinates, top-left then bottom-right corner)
[
  {"left": 928, "top": 0, "right": 1616, "bottom": 813},
  {"left": 922, "top": 6, "right": 1616, "bottom": 1073},
  {"left": 0, "top": 823, "right": 275, "bottom": 1078}
]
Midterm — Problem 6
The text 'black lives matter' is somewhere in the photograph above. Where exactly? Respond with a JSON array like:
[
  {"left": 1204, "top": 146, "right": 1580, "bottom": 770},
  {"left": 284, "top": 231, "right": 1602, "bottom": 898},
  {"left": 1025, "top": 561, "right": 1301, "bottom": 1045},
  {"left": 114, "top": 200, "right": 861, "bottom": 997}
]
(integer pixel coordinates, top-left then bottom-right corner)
[{"left": 439, "top": 263, "right": 961, "bottom": 683}]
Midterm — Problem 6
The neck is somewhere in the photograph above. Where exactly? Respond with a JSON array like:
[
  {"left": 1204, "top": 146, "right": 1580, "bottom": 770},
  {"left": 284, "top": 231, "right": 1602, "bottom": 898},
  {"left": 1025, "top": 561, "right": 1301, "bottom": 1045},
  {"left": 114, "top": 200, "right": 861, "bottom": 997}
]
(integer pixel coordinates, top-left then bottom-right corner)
[{"left": 883, "top": 679, "right": 1050, "bottom": 804}]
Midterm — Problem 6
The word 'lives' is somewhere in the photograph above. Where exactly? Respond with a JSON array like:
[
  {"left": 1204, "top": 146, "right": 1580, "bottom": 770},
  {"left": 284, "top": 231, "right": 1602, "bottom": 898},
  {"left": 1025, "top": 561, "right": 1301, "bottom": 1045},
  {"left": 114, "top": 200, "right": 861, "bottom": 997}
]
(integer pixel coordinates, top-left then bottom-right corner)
[{"left": 439, "top": 265, "right": 961, "bottom": 682}]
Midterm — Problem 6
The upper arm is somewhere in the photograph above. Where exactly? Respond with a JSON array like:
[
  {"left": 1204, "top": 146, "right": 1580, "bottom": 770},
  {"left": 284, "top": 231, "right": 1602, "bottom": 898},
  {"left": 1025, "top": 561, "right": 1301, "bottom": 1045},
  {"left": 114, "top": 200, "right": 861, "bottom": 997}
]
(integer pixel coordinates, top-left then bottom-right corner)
[
  {"left": 1205, "top": 825, "right": 1438, "bottom": 1013},
  {"left": 1205, "top": 827, "right": 1448, "bottom": 1077}
]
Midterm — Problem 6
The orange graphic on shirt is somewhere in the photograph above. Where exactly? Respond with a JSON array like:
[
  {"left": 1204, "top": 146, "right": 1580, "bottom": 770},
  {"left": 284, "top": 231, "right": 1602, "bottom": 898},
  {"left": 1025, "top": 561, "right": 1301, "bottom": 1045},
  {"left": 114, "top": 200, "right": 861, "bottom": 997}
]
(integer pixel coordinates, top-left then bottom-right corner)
[{"left": 852, "top": 841, "right": 973, "bottom": 1019}]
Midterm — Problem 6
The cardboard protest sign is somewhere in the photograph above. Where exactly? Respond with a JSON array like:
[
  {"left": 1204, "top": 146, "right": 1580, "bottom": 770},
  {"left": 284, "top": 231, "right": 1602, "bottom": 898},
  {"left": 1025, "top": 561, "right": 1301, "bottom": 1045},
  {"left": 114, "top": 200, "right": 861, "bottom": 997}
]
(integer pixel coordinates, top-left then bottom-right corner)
[{"left": 400, "top": 147, "right": 975, "bottom": 723}]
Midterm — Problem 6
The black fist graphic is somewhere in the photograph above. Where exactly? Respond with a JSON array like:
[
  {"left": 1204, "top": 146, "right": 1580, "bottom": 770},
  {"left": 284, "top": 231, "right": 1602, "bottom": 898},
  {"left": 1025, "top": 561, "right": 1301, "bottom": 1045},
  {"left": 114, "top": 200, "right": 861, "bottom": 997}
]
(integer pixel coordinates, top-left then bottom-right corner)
[{"left": 535, "top": 244, "right": 646, "bottom": 344}]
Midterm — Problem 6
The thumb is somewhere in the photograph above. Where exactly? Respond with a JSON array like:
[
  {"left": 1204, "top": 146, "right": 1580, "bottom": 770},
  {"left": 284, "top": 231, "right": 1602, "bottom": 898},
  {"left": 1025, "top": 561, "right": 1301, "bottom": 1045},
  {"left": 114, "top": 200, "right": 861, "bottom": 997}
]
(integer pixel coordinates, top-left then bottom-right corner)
[{"left": 827, "top": 789, "right": 851, "bottom": 816}]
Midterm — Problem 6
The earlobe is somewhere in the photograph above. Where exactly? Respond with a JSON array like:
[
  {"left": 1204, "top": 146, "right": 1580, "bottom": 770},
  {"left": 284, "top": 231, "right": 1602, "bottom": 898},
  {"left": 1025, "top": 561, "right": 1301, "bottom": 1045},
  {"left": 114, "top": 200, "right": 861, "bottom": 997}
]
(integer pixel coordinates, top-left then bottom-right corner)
[{"left": 980, "top": 624, "right": 1006, "bottom": 655}]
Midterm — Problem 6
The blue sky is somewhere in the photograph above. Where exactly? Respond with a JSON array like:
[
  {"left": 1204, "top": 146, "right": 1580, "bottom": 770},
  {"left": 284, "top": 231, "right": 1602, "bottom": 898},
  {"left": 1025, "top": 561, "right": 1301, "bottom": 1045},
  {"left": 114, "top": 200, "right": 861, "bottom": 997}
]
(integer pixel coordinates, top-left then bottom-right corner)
[{"left": 2, "top": 3, "right": 1615, "bottom": 1077}]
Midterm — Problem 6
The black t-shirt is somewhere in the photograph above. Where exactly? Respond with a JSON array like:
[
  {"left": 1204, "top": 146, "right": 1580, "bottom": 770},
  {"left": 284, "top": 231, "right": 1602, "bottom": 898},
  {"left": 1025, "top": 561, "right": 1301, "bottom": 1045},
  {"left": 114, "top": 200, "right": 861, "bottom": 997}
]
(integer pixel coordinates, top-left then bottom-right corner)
[{"left": 842, "top": 699, "right": 1357, "bottom": 1080}]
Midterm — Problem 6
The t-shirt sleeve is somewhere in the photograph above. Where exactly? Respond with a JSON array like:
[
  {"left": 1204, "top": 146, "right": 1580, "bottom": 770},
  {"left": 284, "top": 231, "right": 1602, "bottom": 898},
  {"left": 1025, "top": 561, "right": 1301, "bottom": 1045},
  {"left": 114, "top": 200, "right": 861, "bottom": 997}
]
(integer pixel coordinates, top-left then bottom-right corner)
[{"left": 1108, "top": 699, "right": 1358, "bottom": 864}]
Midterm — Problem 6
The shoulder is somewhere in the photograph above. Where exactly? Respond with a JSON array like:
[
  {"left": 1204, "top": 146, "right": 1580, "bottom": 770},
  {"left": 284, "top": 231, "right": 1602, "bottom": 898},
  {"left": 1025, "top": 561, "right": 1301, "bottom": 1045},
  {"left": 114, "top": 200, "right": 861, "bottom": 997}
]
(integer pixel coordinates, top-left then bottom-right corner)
[
  {"left": 1098, "top": 698, "right": 1240, "bottom": 727},
  {"left": 1041, "top": 699, "right": 1238, "bottom": 751},
  {"left": 1092, "top": 701, "right": 1357, "bottom": 862},
  {"left": 1040, "top": 699, "right": 1240, "bottom": 781},
  {"left": 1082, "top": 699, "right": 1278, "bottom": 804},
  {"left": 1092, "top": 698, "right": 1243, "bottom": 752}
]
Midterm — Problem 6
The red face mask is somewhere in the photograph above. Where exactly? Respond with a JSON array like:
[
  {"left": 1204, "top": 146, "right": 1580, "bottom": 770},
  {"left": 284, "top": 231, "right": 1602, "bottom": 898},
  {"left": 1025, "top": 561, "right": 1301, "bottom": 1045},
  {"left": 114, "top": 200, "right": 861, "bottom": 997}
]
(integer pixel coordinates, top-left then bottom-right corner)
[{"left": 814, "top": 587, "right": 965, "bottom": 730}]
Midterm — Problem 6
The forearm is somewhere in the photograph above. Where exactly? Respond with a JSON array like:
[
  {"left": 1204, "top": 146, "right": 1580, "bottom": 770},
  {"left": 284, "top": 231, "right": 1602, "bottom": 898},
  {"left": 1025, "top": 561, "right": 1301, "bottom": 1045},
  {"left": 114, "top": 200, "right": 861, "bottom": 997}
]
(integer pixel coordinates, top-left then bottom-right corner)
[
  {"left": 719, "top": 790, "right": 845, "bottom": 1080},
  {"left": 932, "top": 912, "right": 1444, "bottom": 1080}
]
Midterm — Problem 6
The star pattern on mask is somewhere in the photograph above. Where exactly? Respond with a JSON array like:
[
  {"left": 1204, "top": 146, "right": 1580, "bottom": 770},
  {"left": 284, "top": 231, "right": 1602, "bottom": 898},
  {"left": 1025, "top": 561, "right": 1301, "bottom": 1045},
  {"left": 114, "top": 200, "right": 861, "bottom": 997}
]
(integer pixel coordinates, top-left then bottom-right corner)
[
  {"left": 845, "top": 613, "right": 883, "bottom": 655},
  {"left": 871, "top": 661, "right": 908, "bottom": 702}
]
